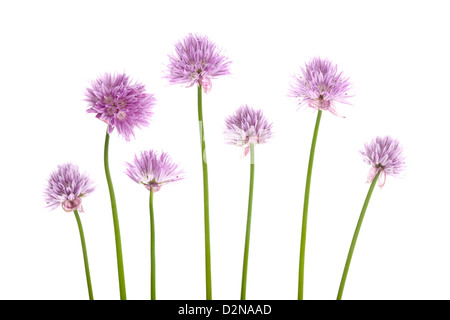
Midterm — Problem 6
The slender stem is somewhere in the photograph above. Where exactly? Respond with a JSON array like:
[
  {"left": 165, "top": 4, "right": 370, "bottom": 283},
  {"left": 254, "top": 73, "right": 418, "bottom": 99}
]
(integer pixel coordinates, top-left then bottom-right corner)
[
  {"left": 298, "top": 110, "right": 322, "bottom": 300},
  {"left": 104, "top": 129, "right": 127, "bottom": 300},
  {"left": 198, "top": 84, "right": 212, "bottom": 300},
  {"left": 337, "top": 171, "right": 380, "bottom": 300},
  {"left": 149, "top": 188, "right": 156, "bottom": 300},
  {"left": 73, "top": 210, "right": 93, "bottom": 300},
  {"left": 241, "top": 143, "right": 255, "bottom": 300}
]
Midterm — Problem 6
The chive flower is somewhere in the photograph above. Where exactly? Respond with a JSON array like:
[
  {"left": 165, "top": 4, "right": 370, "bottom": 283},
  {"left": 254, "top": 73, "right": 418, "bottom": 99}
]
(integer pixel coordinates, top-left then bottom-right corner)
[
  {"left": 289, "top": 57, "right": 352, "bottom": 117},
  {"left": 44, "top": 163, "right": 95, "bottom": 299},
  {"left": 44, "top": 163, "right": 95, "bottom": 213},
  {"left": 84, "top": 72, "right": 155, "bottom": 299},
  {"left": 224, "top": 105, "right": 273, "bottom": 157},
  {"left": 337, "top": 136, "right": 405, "bottom": 299},
  {"left": 125, "top": 150, "right": 184, "bottom": 192},
  {"left": 360, "top": 136, "right": 406, "bottom": 188},
  {"left": 290, "top": 57, "right": 352, "bottom": 300},
  {"left": 224, "top": 105, "right": 273, "bottom": 300},
  {"left": 165, "top": 33, "right": 231, "bottom": 300},
  {"left": 125, "top": 150, "right": 183, "bottom": 300},
  {"left": 166, "top": 33, "right": 231, "bottom": 93},
  {"left": 85, "top": 72, "right": 156, "bottom": 141}
]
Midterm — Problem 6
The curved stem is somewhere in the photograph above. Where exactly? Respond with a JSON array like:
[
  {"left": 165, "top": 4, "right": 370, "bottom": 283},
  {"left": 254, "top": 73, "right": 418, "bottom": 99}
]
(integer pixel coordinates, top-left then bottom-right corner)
[
  {"left": 298, "top": 110, "right": 322, "bottom": 300},
  {"left": 198, "top": 84, "right": 212, "bottom": 300},
  {"left": 74, "top": 210, "right": 93, "bottom": 300},
  {"left": 337, "top": 172, "right": 380, "bottom": 300},
  {"left": 241, "top": 143, "right": 255, "bottom": 300},
  {"left": 104, "top": 129, "right": 127, "bottom": 300},
  {"left": 149, "top": 188, "right": 156, "bottom": 300}
]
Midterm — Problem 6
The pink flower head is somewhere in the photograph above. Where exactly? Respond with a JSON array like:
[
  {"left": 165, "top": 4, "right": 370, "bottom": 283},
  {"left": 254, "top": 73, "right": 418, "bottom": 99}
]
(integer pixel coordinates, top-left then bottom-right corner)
[
  {"left": 166, "top": 33, "right": 231, "bottom": 93},
  {"left": 44, "top": 163, "right": 95, "bottom": 213},
  {"left": 360, "top": 136, "right": 405, "bottom": 189},
  {"left": 125, "top": 150, "right": 184, "bottom": 192},
  {"left": 224, "top": 105, "right": 273, "bottom": 157},
  {"left": 85, "top": 73, "right": 156, "bottom": 141},
  {"left": 289, "top": 57, "right": 352, "bottom": 117}
]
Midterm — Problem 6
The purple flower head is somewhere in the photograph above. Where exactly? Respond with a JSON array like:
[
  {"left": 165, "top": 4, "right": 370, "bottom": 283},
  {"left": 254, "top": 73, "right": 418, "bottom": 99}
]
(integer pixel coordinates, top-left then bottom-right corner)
[
  {"left": 289, "top": 57, "right": 352, "bottom": 117},
  {"left": 44, "top": 163, "right": 95, "bottom": 213},
  {"left": 85, "top": 73, "right": 156, "bottom": 141},
  {"left": 360, "top": 136, "right": 405, "bottom": 189},
  {"left": 166, "top": 33, "right": 231, "bottom": 93},
  {"left": 125, "top": 150, "right": 184, "bottom": 192},
  {"left": 224, "top": 105, "right": 273, "bottom": 157}
]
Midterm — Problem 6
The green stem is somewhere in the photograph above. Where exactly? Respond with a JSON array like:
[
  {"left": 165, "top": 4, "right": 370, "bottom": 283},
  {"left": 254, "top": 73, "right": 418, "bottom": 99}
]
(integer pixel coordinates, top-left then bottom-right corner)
[
  {"left": 74, "top": 210, "right": 93, "bottom": 300},
  {"left": 198, "top": 84, "right": 212, "bottom": 300},
  {"left": 241, "top": 143, "right": 255, "bottom": 300},
  {"left": 337, "top": 171, "right": 380, "bottom": 300},
  {"left": 104, "top": 129, "right": 127, "bottom": 300},
  {"left": 149, "top": 188, "right": 156, "bottom": 300},
  {"left": 298, "top": 110, "right": 322, "bottom": 300}
]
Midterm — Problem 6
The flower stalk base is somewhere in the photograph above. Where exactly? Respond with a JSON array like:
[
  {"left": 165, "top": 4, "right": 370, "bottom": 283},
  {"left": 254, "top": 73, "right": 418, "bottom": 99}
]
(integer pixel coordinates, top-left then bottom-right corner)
[
  {"left": 337, "top": 171, "right": 380, "bottom": 300},
  {"left": 74, "top": 209, "right": 93, "bottom": 300},
  {"left": 240, "top": 143, "right": 255, "bottom": 300},
  {"left": 298, "top": 110, "right": 322, "bottom": 300},
  {"left": 198, "top": 85, "right": 212, "bottom": 300},
  {"left": 104, "top": 129, "right": 127, "bottom": 300}
]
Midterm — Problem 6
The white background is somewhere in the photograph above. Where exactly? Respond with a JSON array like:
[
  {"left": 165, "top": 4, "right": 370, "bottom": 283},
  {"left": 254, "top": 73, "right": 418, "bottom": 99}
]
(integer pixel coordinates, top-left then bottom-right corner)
[{"left": 1, "top": 0, "right": 449, "bottom": 300}]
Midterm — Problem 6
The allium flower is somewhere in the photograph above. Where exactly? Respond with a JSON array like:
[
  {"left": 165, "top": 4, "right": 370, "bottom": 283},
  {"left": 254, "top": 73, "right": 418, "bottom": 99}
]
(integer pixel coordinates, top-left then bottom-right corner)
[
  {"left": 289, "top": 57, "right": 352, "bottom": 117},
  {"left": 224, "top": 105, "right": 273, "bottom": 157},
  {"left": 85, "top": 73, "right": 156, "bottom": 141},
  {"left": 44, "top": 163, "right": 95, "bottom": 212},
  {"left": 125, "top": 150, "right": 184, "bottom": 192},
  {"left": 360, "top": 136, "right": 405, "bottom": 188},
  {"left": 166, "top": 33, "right": 231, "bottom": 93}
]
